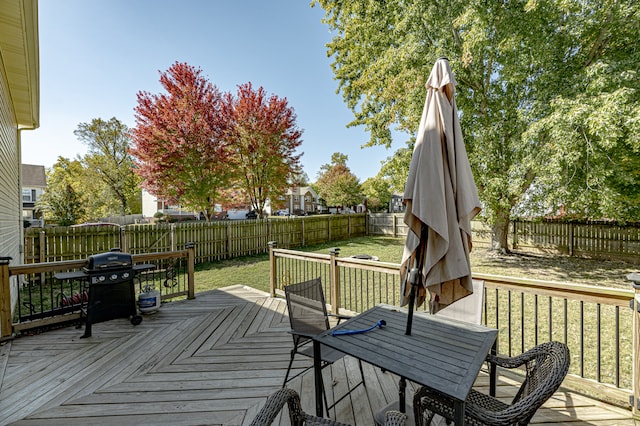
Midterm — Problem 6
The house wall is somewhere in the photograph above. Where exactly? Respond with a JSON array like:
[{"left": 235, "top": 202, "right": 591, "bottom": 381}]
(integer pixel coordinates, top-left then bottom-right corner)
[
  {"left": 0, "top": 0, "right": 40, "bottom": 317},
  {"left": 141, "top": 189, "right": 156, "bottom": 218},
  {"left": 0, "top": 65, "right": 23, "bottom": 310}
]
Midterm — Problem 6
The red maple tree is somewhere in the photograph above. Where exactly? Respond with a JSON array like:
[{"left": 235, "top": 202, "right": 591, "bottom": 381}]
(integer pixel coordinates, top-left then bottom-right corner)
[
  {"left": 129, "top": 62, "right": 234, "bottom": 220},
  {"left": 225, "top": 82, "right": 302, "bottom": 217}
]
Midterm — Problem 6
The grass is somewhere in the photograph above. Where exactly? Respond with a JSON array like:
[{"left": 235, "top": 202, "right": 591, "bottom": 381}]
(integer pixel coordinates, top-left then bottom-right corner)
[{"left": 194, "top": 236, "right": 637, "bottom": 294}]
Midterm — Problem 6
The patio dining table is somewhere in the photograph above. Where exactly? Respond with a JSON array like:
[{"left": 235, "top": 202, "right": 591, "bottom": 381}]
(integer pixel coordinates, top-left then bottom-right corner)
[{"left": 312, "top": 304, "right": 498, "bottom": 425}]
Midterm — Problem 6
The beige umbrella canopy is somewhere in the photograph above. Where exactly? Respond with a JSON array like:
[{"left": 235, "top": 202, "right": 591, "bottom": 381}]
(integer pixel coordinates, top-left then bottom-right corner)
[{"left": 400, "top": 57, "right": 481, "bottom": 318}]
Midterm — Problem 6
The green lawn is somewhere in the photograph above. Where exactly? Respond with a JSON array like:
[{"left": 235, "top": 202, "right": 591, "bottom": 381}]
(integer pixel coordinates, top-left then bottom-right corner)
[{"left": 194, "top": 235, "right": 636, "bottom": 294}]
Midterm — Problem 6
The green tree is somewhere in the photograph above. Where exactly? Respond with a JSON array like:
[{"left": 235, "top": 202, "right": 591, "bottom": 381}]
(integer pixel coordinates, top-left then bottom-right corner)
[
  {"left": 289, "top": 170, "right": 310, "bottom": 187},
  {"left": 37, "top": 157, "right": 86, "bottom": 225},
  {"left": 361, "top": 177, "right": 391, "bottom": 212},
  {"left": 314, "top": 153, "right": 362, "bottom": 208},
  {"left": 314, "top": 0, "right": 640, "bottom": 250},
  {"left": 74, "top": 117, "right": 141, "bottom": 216}
]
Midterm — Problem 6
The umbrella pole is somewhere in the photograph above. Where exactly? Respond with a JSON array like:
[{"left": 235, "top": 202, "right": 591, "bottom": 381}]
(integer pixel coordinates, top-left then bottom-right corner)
[
  {"left": 405, "top": 226, "right": 428, "bottom": 336},
  {"left": 405, "top": 267, "right": 420, "bottom": 335}
]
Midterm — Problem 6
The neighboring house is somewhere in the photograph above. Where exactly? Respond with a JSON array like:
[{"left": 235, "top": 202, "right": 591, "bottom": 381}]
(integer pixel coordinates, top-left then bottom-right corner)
[
  {"left": 0, "top": 1, "right": 40, "bottom": 310},
  {"left": 282, "top": 186, "right": 319, "bottom": 215},
  {"left": 21, "top": 164, "right": 45, "bottom": 226},
  {"left": 389, "top": 193, "right": 404, "bottom": 213},
  {"left": 141, "top": 189, "right": 198, "bottom": 221}
]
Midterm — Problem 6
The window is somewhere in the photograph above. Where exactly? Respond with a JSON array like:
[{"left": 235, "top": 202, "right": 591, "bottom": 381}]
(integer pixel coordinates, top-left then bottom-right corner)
[{"left": 22, "top": 189, "right": 36, "bottom": 202}]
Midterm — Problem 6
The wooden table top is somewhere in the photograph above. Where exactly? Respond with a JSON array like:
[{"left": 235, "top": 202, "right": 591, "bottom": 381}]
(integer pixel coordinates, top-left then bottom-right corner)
[{"left": 314, "top": 304, "right": 498, "bottom": 402}]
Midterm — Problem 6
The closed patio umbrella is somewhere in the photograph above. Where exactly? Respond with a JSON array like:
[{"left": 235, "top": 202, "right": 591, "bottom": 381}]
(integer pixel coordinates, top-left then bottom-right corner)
[{"left": 400, "top": 57, "right": 481, "bottom": 333}]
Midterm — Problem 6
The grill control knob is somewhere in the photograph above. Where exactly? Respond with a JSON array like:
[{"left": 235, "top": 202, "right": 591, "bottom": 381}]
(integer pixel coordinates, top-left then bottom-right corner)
[
  {"left": 122, "top": 272, "right": 130, "bottom": 279},
  {"left": 99, "top": 276, "right": 106, "bottom": 282},
  {"left": 110, "top": 274, "right": 118, "bottom": 281}
]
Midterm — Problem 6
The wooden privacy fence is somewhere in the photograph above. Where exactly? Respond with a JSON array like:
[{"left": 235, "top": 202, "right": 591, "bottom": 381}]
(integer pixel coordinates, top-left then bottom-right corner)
[
  {"left": 23, "top": 214, "right": 367, "bottom": 265},
  {"left": 367, "top": 213, "right": 491, "bottom": 247},
  {"left": 368, "top": 213, "right": 640, "bottom": 263},
  {"left": 268, "top": 244, "right": 639, "bottom": 413},
  {"left": 512, "top": 219, "right": 640, "bottom": 263}
]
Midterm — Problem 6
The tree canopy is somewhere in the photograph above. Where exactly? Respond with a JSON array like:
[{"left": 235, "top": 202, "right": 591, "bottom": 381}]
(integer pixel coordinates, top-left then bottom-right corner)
[
  {"left": 74, "top": 117, "right": 140, "bottom": 216},
  {"left": 37, "top": 117, "right": 142, "bottom": 225},
  {"left": 225, "top": 82, "right": 302, "bottom": 217},
  {"left": 314, "top": 0, "right": 640, "bottom": 249},
  {"left": 314, "top": 153, "right": 362, "bottom": 208},
  {"left": 37, "top": 157, "right": 86, "bottom": 226},
  {"left": 130, "top": 62, "right": 233, "bottom": 220},
  {"left": 130, "top": 62, "right": 304, "bottom": 220},
  {"left": 361, "top": 147, "right": 412, "bottom": 211}
]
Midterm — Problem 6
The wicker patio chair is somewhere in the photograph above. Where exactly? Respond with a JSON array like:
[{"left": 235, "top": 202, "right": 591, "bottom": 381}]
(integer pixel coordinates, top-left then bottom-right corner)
[
  {"left": 282, "top": 278, "right": 365, "bottom": 416},
  {"left": 413, "top": 341, "right": 570, "bottom": 426},
  {"left": 250, "top": 388, "right": 407, "bottom": 426}
]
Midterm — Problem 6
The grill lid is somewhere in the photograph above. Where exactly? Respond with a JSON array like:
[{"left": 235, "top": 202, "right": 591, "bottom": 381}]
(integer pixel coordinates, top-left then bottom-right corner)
[{"left": 85, "top": 250, "right": 133, "bottom": 272}]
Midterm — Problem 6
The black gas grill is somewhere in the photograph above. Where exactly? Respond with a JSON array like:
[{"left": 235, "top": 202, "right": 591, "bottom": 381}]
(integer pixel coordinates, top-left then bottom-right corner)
[{"left": 56, "top": 249, "right": 154, "bottom": 337}]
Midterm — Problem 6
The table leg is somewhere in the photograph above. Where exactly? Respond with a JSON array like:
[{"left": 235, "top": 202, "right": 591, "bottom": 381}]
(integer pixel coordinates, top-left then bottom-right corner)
[
  {"left": 313, "top": 340, "right": 324, "bottom": 417},
  {"left": 490, "top": 340, "right": 497, "bottom": 397},
  {"left": 399, "top": 377, "right": 406, "bottom": 413},
  {"left": 453, "top": 401, "right": 464, "bottom": 425}
]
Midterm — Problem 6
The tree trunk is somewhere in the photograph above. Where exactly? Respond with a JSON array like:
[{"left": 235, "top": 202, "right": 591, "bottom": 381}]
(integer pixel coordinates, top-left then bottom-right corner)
[
  {"left": 118, "top": 193, "right": 127, "bottom": 216},
  {"left": 490, "top": 209, "right": 511, "bottom": 253}
]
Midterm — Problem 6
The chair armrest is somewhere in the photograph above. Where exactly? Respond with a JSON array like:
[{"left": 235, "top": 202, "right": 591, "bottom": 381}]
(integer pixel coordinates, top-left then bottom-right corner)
[
  {"left": 250, "top": 388, "right": 302, "bottom": 426},
  {"left": 384, "top": 410, "right": 407, "bottom": 425},
  {"left": 287, "top": 330, "right": 317, "bottom": 339},
  {"left": 486, "top": 350, "right": 537, "bottom": 370},
  {"left": 328, "top": 313, "right": 352, "bottom": 324}
]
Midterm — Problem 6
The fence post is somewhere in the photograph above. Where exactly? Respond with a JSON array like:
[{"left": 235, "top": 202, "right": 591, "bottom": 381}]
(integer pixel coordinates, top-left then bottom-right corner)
[
  {"left": 120, "top": 226, "right": 128, "bottom": 253},
  {"left": 268, "top": 241, "right": 277, "bottom": 297},
  {"left": 186, "top": 242, "right": 195, "bottom": 299},
  {"left": 39, "top": 230, "right": 45, "bottom": 263},
  {"left": 628, "top": 273, "right": 640, "bottom": 418},
  {"left": 38, "top": 230, "right": 46, "bottom": 284},
  {"left": 365, "top": 213, "right": 369, "bottom": 236},
  {"left": 0, "top": 257, "right": 12, "bottom": 340},
  {"left": 329, "top": 247, "right": 340, "bottom": 315},
  {"left": 226, "top": 221, "right": 232, "bottom": 259},
  {"left": 512, "top": 220, "right": 518, "bottom": 250},
  {"left": 328, "top": 215, "right": 332, "bottom": 242},
  {"left": 393, "top": 214, "right": 397, "bottom": 237},
  {"left": 569, "top": 222, "right": 574, "bottom": 257},
  {"left": 170, "top": 224, "right": 177, "bottom": 252}
]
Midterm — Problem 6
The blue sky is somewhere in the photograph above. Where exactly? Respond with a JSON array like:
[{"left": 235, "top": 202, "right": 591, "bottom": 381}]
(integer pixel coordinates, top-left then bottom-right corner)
[{"left": 21, "top": 0, "right": 406, "bottom": 181}]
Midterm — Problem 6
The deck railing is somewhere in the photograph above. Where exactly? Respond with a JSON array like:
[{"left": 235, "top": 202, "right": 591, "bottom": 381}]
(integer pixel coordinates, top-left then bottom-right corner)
[
  {"left": 267, "top": 243, "right": 639, "bottom": 413},
  {"left": 0, "top": 244, "right": 195, "bottom": 337}
]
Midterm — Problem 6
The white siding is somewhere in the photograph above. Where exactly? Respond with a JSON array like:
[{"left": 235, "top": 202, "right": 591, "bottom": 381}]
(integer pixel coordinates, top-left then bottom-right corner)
[
  {"left": 0, "top": 72, "right": 21, "bottom": 263},
  {"left": 0, "top": 64, "right": 21, "bottom": 311}
]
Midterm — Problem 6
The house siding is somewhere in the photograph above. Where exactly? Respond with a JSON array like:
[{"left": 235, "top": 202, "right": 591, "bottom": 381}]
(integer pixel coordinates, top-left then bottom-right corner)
[
  {"left": 0, "top": 0, "right": 39, "bottom": 321},
  {"left": 0, "top": 66, "right": 22, "bottom": 310},
  {"left": 0, "top": 74, "right": 21, "bottom": 263}
]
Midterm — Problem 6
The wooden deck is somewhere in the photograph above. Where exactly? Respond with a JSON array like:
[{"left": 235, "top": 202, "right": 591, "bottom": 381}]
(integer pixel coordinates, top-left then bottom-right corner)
[{"left": 0, "top": 286, "right": 635, "bottom": 425}]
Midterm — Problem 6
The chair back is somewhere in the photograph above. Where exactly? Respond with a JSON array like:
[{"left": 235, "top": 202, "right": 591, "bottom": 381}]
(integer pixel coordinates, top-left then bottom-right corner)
[
  {"left": 436, "top": 279, "right": 484, "bottom": 325},
  {"left": 284, "top": 278, "right": 331, "bottom": 344},
  {"left": 509, "top": 341, "right": 570, "bottom": 419}
]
